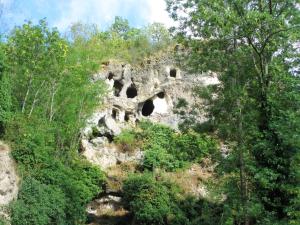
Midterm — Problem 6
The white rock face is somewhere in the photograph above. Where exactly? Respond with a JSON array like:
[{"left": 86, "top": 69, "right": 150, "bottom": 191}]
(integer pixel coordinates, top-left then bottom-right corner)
[
  {"left": 82, "top": 139, "right": 143, "bottom": 169},
  {"left": 0, "top": 142, "right": 19, "bottom": 220},
  {"left": 82, "top": 55, "right": 220, "bottom": 169}
]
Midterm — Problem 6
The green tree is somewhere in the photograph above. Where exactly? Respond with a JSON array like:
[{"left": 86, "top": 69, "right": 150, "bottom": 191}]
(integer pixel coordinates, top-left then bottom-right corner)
[
  {"left": 5, "top": 20, "right": 68, "bottom": 117},
  {"left": 4, "top": 20, "right": 106, "bottom": 225},
  {"left": 0, "top": 44, "right": 11, "bottom": 135},
  {"left": 109, "top": 16, "right": 131, "bottom": 39},
  {"left": 145, "top": 23, "right": 171, "bottom": 49},
  {"left": 167, "top": 0, "right": 300, "bottom": 224}
]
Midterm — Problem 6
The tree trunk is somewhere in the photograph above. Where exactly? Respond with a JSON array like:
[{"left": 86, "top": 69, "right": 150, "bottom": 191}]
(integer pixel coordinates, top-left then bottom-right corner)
[
  {"left": 49, "top": 83, "right": 57, "bottom": 122},
  {"left": 28, "top": 80, "right": 45, "bottom": 117},
  {"left": 21, "top": 77, "right": 32, "bottom": 113},
  {"left": 237, "top": 99, "right": 249, "bottom": 225}
]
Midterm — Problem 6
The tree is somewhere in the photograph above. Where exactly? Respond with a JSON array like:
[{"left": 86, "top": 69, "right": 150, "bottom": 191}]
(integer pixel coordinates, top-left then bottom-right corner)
[
  {"left": 5, "top": 20, "right": 68, "bottom": 117},
  {"left": 167, "top": 0, "right": 300, "bottom": 224},
  {"left": 145, "top": 23, "right": 171, "bottom": 49},
  {"left": 0, "top": 43, "right": 11, "bottom": 135},
  {"left": 109, "top": 16, "right": 131, "bottom": 39}
]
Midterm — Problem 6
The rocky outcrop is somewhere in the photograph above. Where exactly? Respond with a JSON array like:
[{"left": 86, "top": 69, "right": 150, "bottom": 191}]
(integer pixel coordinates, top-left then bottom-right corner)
[
  {"left": 0, "top": 142, "right": 19, "bottom": 221},
  {"left": 81, "top": 54, "right": 219, "bottom": 170},
  {"left": 81, "top": 54, "right": 220, "bottom": 224}
]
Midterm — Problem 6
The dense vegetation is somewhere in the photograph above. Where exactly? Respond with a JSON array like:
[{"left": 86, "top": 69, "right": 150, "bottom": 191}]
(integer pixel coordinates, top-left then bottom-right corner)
[
  {"left": 0, "top": 17, "right": 173, "bottom": 225},
  {"left": 123, "top": 173, "right": 223, "bottom": 225},
  {"left": 0, "top": 1, "right": 299, "bottom": 225},
  {"left": 167, "top": 0, "right": 300, "bottom": 224},
  {"left": 116, "top": 121, "right": 218, "bottom": 171}
]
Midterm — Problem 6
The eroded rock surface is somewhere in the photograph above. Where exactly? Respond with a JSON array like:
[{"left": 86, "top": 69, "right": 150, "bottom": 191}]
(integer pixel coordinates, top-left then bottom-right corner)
[
  {"left": 0, "top": 142, "right": 19, "bottom": 221},
  {"left": 82, "top": 54, "right": 220, "bottom": 224},
  {"left": 81, "top": 55, "right": 219, "bottom": 170}
]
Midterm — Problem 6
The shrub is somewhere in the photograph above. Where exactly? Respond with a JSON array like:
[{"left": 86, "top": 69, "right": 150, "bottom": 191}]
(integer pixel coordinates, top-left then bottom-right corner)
[
  {"left": 11, "top": 177, "right": 66, "bottom": 225},
  {"left": 123, "top": 173, "right": 224, "bottom": 225},
  {"left": 123, "top": 174, "right": 175, "bottom": 225},
  {"left": 172, "top": 131, "right": 218, "bottom": 161},
  {"left": 114, "top": 129, "right": 137, "bottom": 152},
  {"left": 138, "top": 121, "right": 174, "bottom": 150},
  {"left": 143, "top": 145, "right": 185, "bottom": 171},
  {"left": 175, "top": 98, "right": 188, "bottom": 109},
  {"left": 6, "top": 116, "right": 105, "bottom": 225},
  {"left": 138, "top": 121, "right": 218, "bottom": 171}
]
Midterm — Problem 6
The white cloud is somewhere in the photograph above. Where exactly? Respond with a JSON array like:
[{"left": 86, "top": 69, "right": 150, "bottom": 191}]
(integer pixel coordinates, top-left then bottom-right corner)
[
  {"left": 54, "top": 0, "right": 175, "bottom": 30},
  {"left": 144, "top": 0, "right": 175, "bottom": 27}
]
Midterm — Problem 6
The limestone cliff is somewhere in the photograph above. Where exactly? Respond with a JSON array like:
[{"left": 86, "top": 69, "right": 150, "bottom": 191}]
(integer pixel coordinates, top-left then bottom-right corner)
[
  {"left": 0, "top": 142, "right": 19, "bottom": 222},
  {"left": 81, "top": 54, "right": 219, "bottom": 169},
  {"left": 81, "top": 53, "right": 220, "bottom": 224}
]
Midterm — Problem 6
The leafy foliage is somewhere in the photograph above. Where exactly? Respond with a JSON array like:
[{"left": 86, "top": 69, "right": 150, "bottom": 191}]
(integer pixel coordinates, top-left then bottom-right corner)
[
  {"left": 0, "top": 45, "right": 11, "bottom": 135},
  {"left": 114, "top": 129, "right": 138, "bottom": 152},
  {"left": 123, "top": 173, "right": 224, "bottom": 225},
  {"left": 123, "top": 173, "right": 174, "bottom": 225},
  {"left": 6, "top": 115, "right": 105, "bottom": 225},
  {"left": 167, "top": 0, "right": 300, "bottom": 224},
  {"left": 0, "top": 17, "right": 175, "bottom": 225},
  {"left": 11, "top": 177, "right": 66, "bottom": 225},
  {"left": 117, "top": 121, "right": 218, "bottom": 171}
]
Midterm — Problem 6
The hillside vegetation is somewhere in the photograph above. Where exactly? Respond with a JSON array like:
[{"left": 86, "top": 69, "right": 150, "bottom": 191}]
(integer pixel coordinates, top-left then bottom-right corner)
[{"left": 0, "top": 1, "right": 300, "bottom": 225}]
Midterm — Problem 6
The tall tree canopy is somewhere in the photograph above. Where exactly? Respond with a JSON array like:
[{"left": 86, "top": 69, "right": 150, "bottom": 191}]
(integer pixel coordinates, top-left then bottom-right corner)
[{"left": 167, "top": 0, "right": 300, "bottom": 224}]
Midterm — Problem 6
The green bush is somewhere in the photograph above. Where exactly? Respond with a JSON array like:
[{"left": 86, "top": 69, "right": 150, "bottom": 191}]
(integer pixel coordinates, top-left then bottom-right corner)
[
  {"left": 123, "top": 173, "right": 224, "bottom": 225},
  {"left": 11, "top": 177, "right": 66, "bottom": 225},
  {"left": 6, "top": 116, "right": 105, "bottom": 225},
  {"left": 114, "top": 129, "right": 137, "bottom": 152},
  {"left": 123, "top": 174, "right": 176, "bottom": 225},
  {"left": 137, "top": 121, "right": 218, "bottom": 171},
  {"left": 175, "top": 98, "right": 188, "bottom": 109},
  {"left": 143, "top": 145, "right": 185, "bottom": 171},
  {"left": 172, "top": 131, "right": 218, "bottom": 161},
  {"left": 138, "top": 121, "right": 174, "bottom": 150}
]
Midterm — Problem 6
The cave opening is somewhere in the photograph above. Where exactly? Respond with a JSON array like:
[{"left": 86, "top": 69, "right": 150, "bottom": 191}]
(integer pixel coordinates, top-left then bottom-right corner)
[
  {"left": 157, "top": 92, "right": 165, "bottom": 98},
  {"left": 112, "top": 109, "right": 117, "bottom": 119},
  {"left": 104, "top": 133, "right": 114, "bottom": 143},
  {"left": 126, "top": 84, "right": 138, "bottom": 98},
  {"left": 108, "top": 72, "right": 114, "bottom": 80},
  {"left": 170, "top": 69, "right": 177, "bottom": 78},
  {"left": 98, "top": 117, "right": 105, "bottom": 126},
  {"left": 113, "top": 80, "right": 123, "bottom": 97},
  {"left": 124, "top": 112, "right": 130, "bottom": 122},
  {"left": 142, "top": 99, "right": 154, "bottom": 116}
]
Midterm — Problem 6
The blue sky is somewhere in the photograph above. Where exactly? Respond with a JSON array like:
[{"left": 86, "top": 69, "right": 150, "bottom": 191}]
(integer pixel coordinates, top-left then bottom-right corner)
[{"left": 0, "top": 0, "right": 174, "bottom": 32}]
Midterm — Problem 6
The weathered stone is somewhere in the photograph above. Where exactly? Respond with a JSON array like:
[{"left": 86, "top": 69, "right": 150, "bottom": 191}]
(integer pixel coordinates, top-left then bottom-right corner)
[
  {"left": 0, "top": 142, "right": 19, "bottom": 221},
  {"left": 81, "top": 55, "right": 220, "bottom": 170}
]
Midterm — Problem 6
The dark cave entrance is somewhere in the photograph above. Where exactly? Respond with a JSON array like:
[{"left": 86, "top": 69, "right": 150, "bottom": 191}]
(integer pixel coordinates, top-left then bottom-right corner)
[
  {"left": 98, "top": 117, "right": 105, "bottom": 126},
  {"left": 113, "top": 80, "right": 123, "bottom": 97},
  {"left": 108, "top": 72, "right": 114, "bottom": 80},
  {"left": 170, "top": 69, "right": 177, "bottom": 78},
  {"left": 112, "top": 109, "right": 117, "bottom": 119},
  {"left": 124, "top": 112, "right": 130, "bottom": 122},
  {"left": 157, "top": 92, "right": 165, "bottom": 98},
  {"left": 142, "top": 99, "right": 154, "bottom": 116},
  {"left": 126, "top": 84, "right": 138, "bottom": 98}
]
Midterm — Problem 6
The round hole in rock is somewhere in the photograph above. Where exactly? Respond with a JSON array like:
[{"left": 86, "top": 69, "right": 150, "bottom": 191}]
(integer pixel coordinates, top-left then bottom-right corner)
[
  {"left": 142, "top": 99, "right": 154, "bottom": 116},
  {"left": 113, "top": 80, "right": 123, "bottom": 97},
  {"left": 157, "top": 92, "right": 165, "bottom": 98},
  {"left": 108, "top": 72, "right": 114, "bottom": 80},
  {"left": 126, "top": 85, "right": 137, "bottom": 98},
  {"left": 170, "top": 68, "right": 177, "bottom": 78}
]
